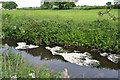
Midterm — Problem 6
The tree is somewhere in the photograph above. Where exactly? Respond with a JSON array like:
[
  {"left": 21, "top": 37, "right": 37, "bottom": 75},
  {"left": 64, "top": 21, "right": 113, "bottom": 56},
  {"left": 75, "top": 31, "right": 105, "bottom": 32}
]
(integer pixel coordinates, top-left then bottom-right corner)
[
  {"left": 2, "top": 1, "right": 18, "bottom": 10},
  {"left": 65, "top": 2, "right": 76, "bottom": 9},
  {"left": 106, "top": 2, "right": 112, "bottom": 6},
  {"left": 41, "top": 2, "right": 54, "bottom": 9},
  {"left": 41, "top": 0, "right": 78, "bottom": 9},
  {"left": 54, "top": 2, "right": 76, "bottom": 9},
  {"left": 54, "top": 2, "right": 66, "bottom": 9}
]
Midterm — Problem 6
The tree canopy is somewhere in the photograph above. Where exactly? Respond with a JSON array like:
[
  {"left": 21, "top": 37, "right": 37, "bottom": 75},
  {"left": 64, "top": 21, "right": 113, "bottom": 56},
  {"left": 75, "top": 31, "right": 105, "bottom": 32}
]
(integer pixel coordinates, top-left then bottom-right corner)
[
  {"left": 41, "top": 0, "right": 79, "bottom": 2},
  {"left": 41, "top": 0, "right": 78, "bottom": 9},
  {"left": 106, "top": 2, "right": 112, "bottom": 6},
  {"left": 41, "top": 2, "right": 76, "bottom": 9},
  {"left": 2, "top": 1, "right": 18, "bottom": 10}
]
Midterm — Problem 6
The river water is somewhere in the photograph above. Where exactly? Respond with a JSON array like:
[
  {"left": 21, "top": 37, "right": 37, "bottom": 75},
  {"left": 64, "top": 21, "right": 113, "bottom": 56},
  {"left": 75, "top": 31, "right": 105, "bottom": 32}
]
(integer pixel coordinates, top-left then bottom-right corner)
[{"left": 2, "top": 38, "right": 120, "bottom": 78}]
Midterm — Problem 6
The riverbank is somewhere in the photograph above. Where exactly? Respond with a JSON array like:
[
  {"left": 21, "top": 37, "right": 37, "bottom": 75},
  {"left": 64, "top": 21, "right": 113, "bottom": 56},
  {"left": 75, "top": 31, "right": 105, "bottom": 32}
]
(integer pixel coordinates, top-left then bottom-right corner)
[
  {"left": 2, "top": 38, "right": 120, "bottom": 78},
  {"left": 2, "top": 9, "right": 119, "bottom": 54},
  {"left": 3, "top": 37, "right": 120, "bottom": 68}
]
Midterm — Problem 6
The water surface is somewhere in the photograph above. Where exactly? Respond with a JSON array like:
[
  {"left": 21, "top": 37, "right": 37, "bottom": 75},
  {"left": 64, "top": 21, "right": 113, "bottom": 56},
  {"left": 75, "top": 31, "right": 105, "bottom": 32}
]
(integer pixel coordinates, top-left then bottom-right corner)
[{"left": 2, "top": 38, "right": 119, "bottom": 78}]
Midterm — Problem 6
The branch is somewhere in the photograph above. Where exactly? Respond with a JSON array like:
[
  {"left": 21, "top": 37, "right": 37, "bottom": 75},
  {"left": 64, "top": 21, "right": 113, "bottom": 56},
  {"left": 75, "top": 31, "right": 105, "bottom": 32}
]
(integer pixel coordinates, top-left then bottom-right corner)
[{"left": 97, "top": 3, "right": 119, "bottom": 21}]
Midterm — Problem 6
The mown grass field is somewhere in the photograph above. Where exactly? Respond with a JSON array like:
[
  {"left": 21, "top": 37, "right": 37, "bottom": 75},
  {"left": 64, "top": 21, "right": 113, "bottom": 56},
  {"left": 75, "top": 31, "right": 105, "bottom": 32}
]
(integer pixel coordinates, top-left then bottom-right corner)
[
  {"left": 2, "top": 9, "right": 119, "bottom": 53},
  {"left": 2, "top": 9, "right": 118, "bottom": 23}
]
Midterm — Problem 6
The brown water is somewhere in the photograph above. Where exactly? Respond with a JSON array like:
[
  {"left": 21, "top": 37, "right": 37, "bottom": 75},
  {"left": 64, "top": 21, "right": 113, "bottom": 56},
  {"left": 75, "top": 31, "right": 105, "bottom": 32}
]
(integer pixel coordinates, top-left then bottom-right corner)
[{"left": 2, "top": 38, "right": 120, "bottom": 78}]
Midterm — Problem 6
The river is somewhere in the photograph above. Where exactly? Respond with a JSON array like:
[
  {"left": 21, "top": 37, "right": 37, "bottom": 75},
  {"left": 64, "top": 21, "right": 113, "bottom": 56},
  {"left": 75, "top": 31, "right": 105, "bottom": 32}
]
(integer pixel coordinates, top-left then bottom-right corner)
[{"left": 2, "top": 38, "right": 120, "bottom": 78}]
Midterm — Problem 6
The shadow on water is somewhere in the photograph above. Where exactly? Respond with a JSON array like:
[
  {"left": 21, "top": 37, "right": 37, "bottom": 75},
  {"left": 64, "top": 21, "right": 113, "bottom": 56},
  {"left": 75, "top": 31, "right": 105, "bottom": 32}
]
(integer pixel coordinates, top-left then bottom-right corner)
[
  {"left": 26, "top": 47, "right": 66, "bottom": 61},
  {"left": 65, "top": 46, "right": 119, "bottom": 70},
  {"left": 2, "top": 38, "right": 120, "bottom": 78}
]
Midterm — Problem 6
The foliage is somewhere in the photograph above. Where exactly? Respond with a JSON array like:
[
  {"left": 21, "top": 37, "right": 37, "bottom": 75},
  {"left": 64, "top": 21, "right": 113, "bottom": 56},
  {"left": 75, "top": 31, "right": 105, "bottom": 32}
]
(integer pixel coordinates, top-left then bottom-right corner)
[
  {"left": 41, "top": 2, "right": 53, "bottom": 9},
  {"left": 41, "top": 0, "right": 79, "bottom": 2},
  {"left": 2, "top": 17, "right": 119, "bottom": 53},
  {"left": 17, "top": 7, "right": 41, "bottom": 10},
  {"left": 73, "top": 5, "right": 120, "bottom": 10},
  {"left": 113, "top": 4, "right": 120, "bottom": 9},
  {"left": 54, "top": 2, "right": 76, "bottom": 9},
  {"left": 1, "top": 48, "right": 61, "bottom": 78},
  {"left": 65, "top": 2, "right": 76, "bottom": 9},
  {"left": 41, "top": 2, "right": 76, "bottom": 9},
  {"left": 2, "top": 1, "right": 18, "bottom": 10},
  {"left": 106, "top": 2, "right": 112, "bottom": 6},
  {"left": 2, "top": 9, "right": 119, "bottom": 53},
  {"left": 73, "top": 6, "right": 106, "bottom": 10}
]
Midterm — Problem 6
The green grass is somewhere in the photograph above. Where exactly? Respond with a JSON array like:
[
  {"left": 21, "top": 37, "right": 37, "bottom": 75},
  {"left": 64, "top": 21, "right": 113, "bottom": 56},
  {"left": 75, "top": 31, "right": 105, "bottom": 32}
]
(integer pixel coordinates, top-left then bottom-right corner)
[
  {"left": 1, "top": 9, "right": 119, "bottom": 79},
  {"left": 2, "top": 9, "right": 118, "bottom": 23},
  {"left": 1, "top": 48, "right": 61, "bottom": 78},
  {"left": 2, "top": 9, "right": 119, "bottom": 53}
]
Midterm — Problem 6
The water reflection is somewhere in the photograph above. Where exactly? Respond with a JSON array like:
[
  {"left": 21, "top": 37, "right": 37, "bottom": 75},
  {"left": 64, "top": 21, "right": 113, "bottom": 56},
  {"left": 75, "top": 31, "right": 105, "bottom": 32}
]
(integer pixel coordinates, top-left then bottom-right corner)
[
  {"left": 27, "top": 47, "right": 65, "bottom": 61},
  {"left": 2, "top": 38, "right": 119, "bottom": 78}
]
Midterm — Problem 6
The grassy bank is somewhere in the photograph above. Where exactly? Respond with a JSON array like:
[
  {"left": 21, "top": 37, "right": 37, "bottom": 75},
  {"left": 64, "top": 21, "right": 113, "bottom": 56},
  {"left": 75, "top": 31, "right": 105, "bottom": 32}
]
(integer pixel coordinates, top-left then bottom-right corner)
[
  {"left": 2, "top": 9, "right": 119, "bottom": 53},
  {"left": 1, "top": 47, "right": 61, "bottom": 78}
]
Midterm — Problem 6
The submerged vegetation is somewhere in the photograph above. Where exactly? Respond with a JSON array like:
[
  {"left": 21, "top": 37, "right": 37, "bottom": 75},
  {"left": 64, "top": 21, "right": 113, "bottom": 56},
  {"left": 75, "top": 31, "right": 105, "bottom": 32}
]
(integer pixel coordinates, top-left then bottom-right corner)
[{"left": 2, "top": 9, "right": 119, "bottom": 53}]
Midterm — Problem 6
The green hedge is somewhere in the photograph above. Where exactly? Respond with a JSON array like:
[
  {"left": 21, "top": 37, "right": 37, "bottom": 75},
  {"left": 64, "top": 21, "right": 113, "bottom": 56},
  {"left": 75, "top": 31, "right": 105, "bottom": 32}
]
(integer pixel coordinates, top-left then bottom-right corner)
[
  {"left": 73, "top": 5, "right": 120, "bottom": 10},
  {"left": 17, "top": 7, "right": 42, "bottom": 10},
  {"left": 16, "top": 5, "right": 120, "bottom": 10}
]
